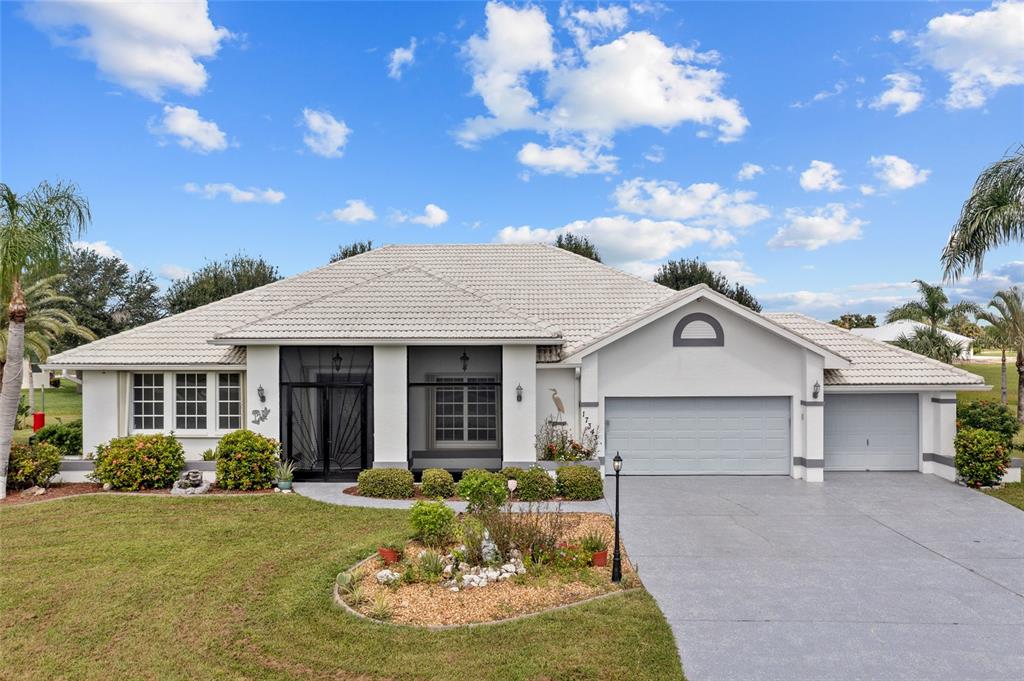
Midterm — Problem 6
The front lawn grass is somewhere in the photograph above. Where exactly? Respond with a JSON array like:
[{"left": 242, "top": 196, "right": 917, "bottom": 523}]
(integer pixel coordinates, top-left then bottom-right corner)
[
  {"left": 985, "top": 482, "right": 1024, "bottom": 511},
  {"left": 14, "top": 380, "right": 82, "bottom": 445},
  {"left": 0, "top": 494, "right": 684, "bottom": 680},
  {"left": 958, "top": 363, "right": 1018, "bottom": 413}
]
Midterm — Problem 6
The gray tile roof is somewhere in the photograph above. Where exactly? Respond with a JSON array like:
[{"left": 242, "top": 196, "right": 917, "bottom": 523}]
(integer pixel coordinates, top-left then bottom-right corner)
[{"left": 766, "top": 313, "right": 986, "bottom": 387}]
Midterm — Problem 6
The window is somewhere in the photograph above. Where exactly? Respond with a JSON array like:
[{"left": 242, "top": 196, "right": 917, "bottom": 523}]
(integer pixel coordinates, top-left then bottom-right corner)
[
  {"left": 132, "top": 373, "right": 165, "bottom": 430},
  {"left": 433, "top": 377, "right": 498, "bottom": 447},
  {"left": 174, "top": 373, "right": 207, "bottom": 430},
  {"left": 218, "top": 373, "right": 242, "bottom": 430}
]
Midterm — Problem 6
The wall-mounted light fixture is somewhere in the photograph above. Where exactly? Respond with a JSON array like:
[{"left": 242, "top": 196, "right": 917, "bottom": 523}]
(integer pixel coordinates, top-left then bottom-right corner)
[
  {"left": 332, "top": 351, "right": 343, "bottom": 373},
  {"left": 812, "top": 381, "right": 820, "bottom": 399},
  {"left": 460, "top": 349, "right": 470, "bottom": 372},
  {"left": 515, "top": 383, "right": 523, "bottom": 402},
  {"left": 257, "top": 385, "right": 266, "bottom": 403}
]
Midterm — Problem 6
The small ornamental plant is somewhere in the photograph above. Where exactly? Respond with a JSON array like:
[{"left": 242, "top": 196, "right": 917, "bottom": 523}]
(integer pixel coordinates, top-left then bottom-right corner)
[
  {"left": 456, "top": 468, "right": 508, "bottom": 512},
  {"left": 580, "top": 531, "right": 609, "bottom": 566},
  {"left": 409, "top": 499, "right": 456, "bottom": 547},
  {"left": 8, "top": 442, "right": 62, "bottom": 489},
  {"left": 955, "top": 427, "right": 1010, "bottom": 488},
  {"left": 556, "top": 465, "right": 603, "bottom": 500},
  {"left": 515, "top": 466, "right": 556, "bottom": 501},
  {"left": 92, "top": 434, "right": 185, "bottom": 491},
  {"left": 215, "top": 430, "right": 279, "bottom": 490},
  {"left": 378, "top": 540, "right": 404, "bottom": 564}
]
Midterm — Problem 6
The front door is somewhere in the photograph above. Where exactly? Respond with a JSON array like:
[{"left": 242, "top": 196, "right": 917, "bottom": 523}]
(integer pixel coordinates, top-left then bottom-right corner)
[{"left": 285, "top": 384, "right": 367, "bottom": 480}]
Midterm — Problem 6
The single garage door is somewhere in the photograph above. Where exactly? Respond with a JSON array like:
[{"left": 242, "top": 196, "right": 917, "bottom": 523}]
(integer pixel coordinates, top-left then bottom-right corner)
[
  {"left": 605, "top": 397, "right": 791, "bottom": 475},
  {"left": 824, "top": 394, "right": 919, "bottom": 471}
]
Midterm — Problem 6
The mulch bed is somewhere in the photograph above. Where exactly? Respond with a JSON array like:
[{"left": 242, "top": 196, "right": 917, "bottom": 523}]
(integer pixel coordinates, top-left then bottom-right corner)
[
  {"left": 341, "top": 485, "right": 601, "bottom": 504},
  {"left": 342, "top": 513, "right": 635, "bottom": 626},
  {"left": 1, "top": 483, "right": 275, "bottom": 506}
]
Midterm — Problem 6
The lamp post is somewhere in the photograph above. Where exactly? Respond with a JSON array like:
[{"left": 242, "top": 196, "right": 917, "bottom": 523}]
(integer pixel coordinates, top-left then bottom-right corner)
[{"left": 611, "top": 452, "right": 623, "bottom": 583}]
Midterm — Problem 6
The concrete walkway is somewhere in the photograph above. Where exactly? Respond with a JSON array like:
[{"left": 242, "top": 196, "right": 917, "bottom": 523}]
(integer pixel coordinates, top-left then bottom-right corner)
[{"left": 607, "top": 473, "right": 1024, "bottom": 681}]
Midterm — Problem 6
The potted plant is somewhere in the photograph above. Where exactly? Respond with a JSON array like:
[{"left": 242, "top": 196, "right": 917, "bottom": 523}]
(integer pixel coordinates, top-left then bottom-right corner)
[
  {"left": 581, "top": 531, "right": 609, "bottom": 567},
  {"left": 275, "top": 460, "right": 294, "bottom": 491},
  {"left": 378, "top": 540, "right": 404, "bottom": 565}
]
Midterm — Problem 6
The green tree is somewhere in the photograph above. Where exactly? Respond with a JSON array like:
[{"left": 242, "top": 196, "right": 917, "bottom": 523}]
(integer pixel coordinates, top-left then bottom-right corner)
[
  {"left": 554, "top": 234, "right": 601, "bottom": 262},
  {"left": 0, "top": 180, "right": 91, "bottom": 498},
  {"left": 56, "top": 247, "right": 162, "bottom": 349},
  {"left": 941, "top": 146, "right": 1024, "bottom": 281},
  {"left": 654, "top": 258, "right": 762, "bottom": 312},
  {"left": 830, "top": 313, "right": 877, "bottom": 329},
  {"left": 164, "top": 253, "right": 280, "bottom": 314},
  {"left": 977, "top": 287, "right": 1024, "bottom": 423},
  {"left": 885, "top": 279, "right": 978, "bottom": 333},
  {"left": 330, "top": 240, "right": 373, "bottom": 263},
  {"left": 893, "top": 327, "right": 965, "bottom": 365}
]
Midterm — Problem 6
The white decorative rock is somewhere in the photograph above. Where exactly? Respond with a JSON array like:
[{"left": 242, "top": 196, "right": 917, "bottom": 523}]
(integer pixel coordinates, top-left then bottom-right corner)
[
  {"left": 501, "top": 563, "right": 516, "bottom": 574},
  {"left": 375, "top": 569, "right": 400, "bottom": 585}
]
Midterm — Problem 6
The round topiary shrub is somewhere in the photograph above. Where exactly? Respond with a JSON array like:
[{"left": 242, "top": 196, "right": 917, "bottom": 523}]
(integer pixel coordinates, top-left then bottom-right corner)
[
  {"left": 409, "top": 499, "right": 456, "bottom": 546},
  {"left": 93, "top": 434, "right": 185, "bottom": 491},
  {"left": 357, "top": 468, "right": 415, "bottom": 498},
  {"left": 957, "top": 401, "right": 1019, "bottom": 449},
  {"left": 29, "top": 420, "right": 83, "bottom": 458},
  {"left": 420, "top": 468, "right": 455, "bottom": 498},
  {"left": 556, "top": 465, "right": 604, "bottom": 500},
  {"left": 8, "top": 442, "right": 62, "bottom": 489},
  {"left": 955, "top": 427, "right": 1010, "bottom": 487},
  {"left": 215, "top": 430, "right": 279, "bottom": 490},
  {"left": 499, "top": 467, "right": 520, "bottom": 480},
  {"left": 456, "top": 468, "right": 508, "bottom": 511},
  {"left": 515, "top": 466, "right": 556, "bottom": 501}
]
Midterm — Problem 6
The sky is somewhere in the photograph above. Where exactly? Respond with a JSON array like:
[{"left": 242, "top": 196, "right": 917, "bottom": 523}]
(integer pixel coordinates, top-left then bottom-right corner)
[{"left": 2, "top": 0, "right": 1022, "bottom": 319}]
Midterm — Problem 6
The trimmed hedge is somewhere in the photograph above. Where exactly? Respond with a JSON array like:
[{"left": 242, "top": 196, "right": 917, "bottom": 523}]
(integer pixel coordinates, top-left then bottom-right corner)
[
  {"left": 215, "top": 430, "right": 279, "bottom": 490},
  {"left": 29, "top": 420, "right": 82, "bottom": 458},
  {"left": 957, "top": 401, "right": 1019, "bottom": 449},
  {"left": 456, "top": 468, "right": 508, "bottom": 511},
  {"left": 358, "top": 468, "right": 415, "bottom": 498},
  {"left": 955, "top": 427, "right": 1010, "bottom": 487},
  {"left": 516, "top": 466, "right": 556, "bottom": 501},
  {"left": 92, "top": 434, "right": 185, "bottom": 490},
  {"left": 420, "top": 468, "right": 455, "bottom": 499},
  {"left": 556, "top": 465, "right": 603, "bottom": 500},
  {"left": 8, "top": 442, "right": 62, "bottom": 489}
]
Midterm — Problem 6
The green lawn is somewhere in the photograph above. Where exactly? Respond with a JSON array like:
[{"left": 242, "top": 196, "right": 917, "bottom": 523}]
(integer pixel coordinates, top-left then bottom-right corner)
[
  {"left": 14, "top": 380, "right": 82, "bottom": 445},
  {"left": 985, "top": 482, "right": 1024, "bottom": 511},
  {"left": 0, "top": 495, "right": 684, "bottom": 680},
  {"left": 957, "top": 362, "right": 1018, "bottom": 413}
]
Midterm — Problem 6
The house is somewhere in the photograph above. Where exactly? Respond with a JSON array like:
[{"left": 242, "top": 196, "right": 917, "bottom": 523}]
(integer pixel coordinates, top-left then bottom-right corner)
[
  {"left": 850, "top": 320, "right": 974, "bottom": 360},
  {"left": 45, "top": 244, "right": 1008, "bottom": 484}
]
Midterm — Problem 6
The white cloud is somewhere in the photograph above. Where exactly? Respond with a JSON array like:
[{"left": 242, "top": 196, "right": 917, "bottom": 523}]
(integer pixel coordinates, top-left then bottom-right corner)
[
  {"left": 73, "top": 240, "right": 122, "bottom": 259},
  {"left": 402, "top": 203, "right": 449, "bottom": 227},
  {"left": 517, "top": 142, "right": 618, "bottom": 175},
  {"left": 561, "top": 4, "right": 629, "bottom": 48},
  {"left": 915, "top": 1, "right": 1024, "bottom": 109},
  {"left": 768, "top": 203, "right": 866, "bottom": 250},
  {"left": 388, "top": 38, "right": 417, "bottom": 79},
  {"left": 949, "top": 260, "right": 1024, "bottom": 301},
  {"left": 149, "top": 105, "right": 227, "bottom": 153},
  {"left": 159, "top": 264, "right": 191, "bottom": 281},
  {"left": 328, "top": 199, "right": 377, "bottom": 223},
  {"left": 791, "top": 80, "right": 846, "bottom": 108},
  {"left": 23, "top": 0, "right": 232, "bottom": 100},
  {"left": 799, "top": 160, "right": 845, "bottom": 192},
  {"left": 613, "top": 177, "right": 770, "bottom": 229},
  {"left": 459, "top": 2, "right": 748, "bottom": 162},
  {"left": 870, "top": 72, "right": 925, "bottom": 116},
  {"left": 706, "top": 259, "right": 765, "bottom": 286},
  {"left": 643, "top": 145, "right": 665, "bottom": 163},
  {"left": 859, "top": 184, "right": 876, "bottom": 196},
  {"left": 302, "top": 108, "right": 351, "bottom": 158},
  {"left": 869, "top": 154, "right": 930, "bottom": 190},
  {"left": 761, "top": 290, "right": 845, "bottom": 310},
  {"left": 737, "top": 162, "right": 764, "bottom": 181},
  {"left": 889, "top": 29, "right": 908, "bottom": 44},
  {"left": 184, "top": 182, "right": 285, "bottom": 204}
]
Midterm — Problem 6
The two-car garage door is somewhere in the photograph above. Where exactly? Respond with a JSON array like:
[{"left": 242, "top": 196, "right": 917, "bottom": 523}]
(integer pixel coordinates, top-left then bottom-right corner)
[{"left": 605, "top": 397, "right": 791, "bottom": 475}]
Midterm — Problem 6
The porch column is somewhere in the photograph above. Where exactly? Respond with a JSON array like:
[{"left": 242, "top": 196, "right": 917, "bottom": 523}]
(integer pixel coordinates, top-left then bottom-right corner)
[
  {"left": 373, "top": 345, "right": 408, "bottom": 468},
  {"left": 246, "top": 345, "right": 280, "bottom": 440},
  {"left": 502, "top": 345, "right": 536, "bottom": 464},
  {"left": 802, "top": 354, "right": 825, "bottom": 482}
]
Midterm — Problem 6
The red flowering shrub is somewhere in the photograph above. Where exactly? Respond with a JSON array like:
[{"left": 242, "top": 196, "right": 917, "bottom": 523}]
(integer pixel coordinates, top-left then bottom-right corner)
[
  {"left": 214, "top": 430, "right": 279, "bottom": 490},
  {"left": 92, "top": 434, "right": 185, "bottom": 490}
]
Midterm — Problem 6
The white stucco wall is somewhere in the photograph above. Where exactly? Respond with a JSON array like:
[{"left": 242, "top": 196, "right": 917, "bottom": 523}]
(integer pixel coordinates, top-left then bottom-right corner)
[
  {"left": 246, "top": 346, "right": 279, "bottom": 440},
  {"left": 373, "top": 345, "right": 408, "bottom": 467},
  {"left": 502, "top": 344, "right": 537, "bottom": 463},
  {"left": 82, "top": 370, "right": 119, "bottom": 456},
  {"left": 535, "top": 367, "right": 578, "bottom": 436}
]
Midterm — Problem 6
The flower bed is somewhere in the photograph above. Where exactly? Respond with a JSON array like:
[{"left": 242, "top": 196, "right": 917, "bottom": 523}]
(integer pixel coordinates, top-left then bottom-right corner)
[{"left": 335, "top": 512, "right": 635, "bottom": 626}]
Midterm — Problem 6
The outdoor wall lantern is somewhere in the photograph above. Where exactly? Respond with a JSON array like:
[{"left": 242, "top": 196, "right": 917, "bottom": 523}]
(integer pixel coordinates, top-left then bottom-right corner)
[
  {"left": 460, "top": 349, "right": 470, "bottom": 372},
  {"left": 332, "top": 351, "right": 344, "bottom": 373},
  {"left": 812, "top": 381, "right": 821, "bottom": 399},
  {"left": 515, "top": 383, "right": 523, "bottom": 402},
  {"left": 257, "top": 385, "right": 266, "bottom": 403}
]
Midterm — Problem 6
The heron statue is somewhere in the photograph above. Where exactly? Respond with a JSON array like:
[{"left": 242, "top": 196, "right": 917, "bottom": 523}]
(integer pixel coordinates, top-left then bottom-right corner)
[{"left": 549, "top": 388, "right": 566, "bottom": 423}]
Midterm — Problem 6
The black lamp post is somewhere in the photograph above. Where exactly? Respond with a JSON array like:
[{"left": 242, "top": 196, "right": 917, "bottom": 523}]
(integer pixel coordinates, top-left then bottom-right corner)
[{"left": 611, "top": 452, "right": 623, "bottom": 583}]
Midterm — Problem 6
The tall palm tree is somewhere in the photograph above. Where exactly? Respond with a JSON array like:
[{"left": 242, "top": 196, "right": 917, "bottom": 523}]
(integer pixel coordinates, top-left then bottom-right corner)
[
  {"left": 977, "top": 287, "right": 1024, "bottom": 424},
  {"left": 885, "top": 279, "right": 979, "bottom": 333},
  {"left": 980, "top": 322, "right": 1013, "bottom": 405},
  {"left": 941, "top": 146, "right": 1024, "bottom": 281},
  {"left": 0, "top": 181, "right": 90, "bottom": 498}
]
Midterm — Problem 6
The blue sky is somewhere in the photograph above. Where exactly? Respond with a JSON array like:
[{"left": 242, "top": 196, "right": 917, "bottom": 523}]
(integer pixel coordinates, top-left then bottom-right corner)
[{"left": 2, "top": 1, "right": 1022, "bottom": 318}]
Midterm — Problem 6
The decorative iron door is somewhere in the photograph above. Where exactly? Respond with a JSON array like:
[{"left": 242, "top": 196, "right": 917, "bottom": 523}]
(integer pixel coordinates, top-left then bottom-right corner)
[{"left": 285, "top": 384, "right": 367, "bottom": 479}]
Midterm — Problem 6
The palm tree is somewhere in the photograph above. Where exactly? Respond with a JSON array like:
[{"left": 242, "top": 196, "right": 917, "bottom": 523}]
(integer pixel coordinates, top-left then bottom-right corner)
[
  {"left": 941, "top": 146, "right": 1024, "bottom": 281},
  {"left": 979, "top": 323, "right": 1013, "bottom": 405},
  {"left": 977, "top": 287, "right": 1024, "bottom": 424},
  {"left": 0, "top": 181, "right": 90, "bottom": 498},
  {"left": 893, "top": 327, "right": 965, "bottom": 365},
  {"left": 885, "top": 279, "right": 979, "bottom": 333}
]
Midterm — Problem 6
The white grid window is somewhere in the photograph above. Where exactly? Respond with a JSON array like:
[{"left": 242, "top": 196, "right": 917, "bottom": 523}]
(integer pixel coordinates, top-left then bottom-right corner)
[
  {"left": 433, "top": 377, "right": 498, "bottom": 446},
  {"left": 218, "top": 373, "right": 242, "bottom": 430},
  {"left": 132, "top": 373, "right": 165, "bottom": 430},
  {"left": 175, "top": 373, "right": 207, "bottom": 430}
]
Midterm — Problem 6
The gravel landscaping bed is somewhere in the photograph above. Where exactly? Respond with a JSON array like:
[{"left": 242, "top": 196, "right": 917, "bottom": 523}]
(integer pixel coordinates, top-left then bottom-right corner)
[{"left": 1, "top": 483, "right": 275, "bottom": 506}]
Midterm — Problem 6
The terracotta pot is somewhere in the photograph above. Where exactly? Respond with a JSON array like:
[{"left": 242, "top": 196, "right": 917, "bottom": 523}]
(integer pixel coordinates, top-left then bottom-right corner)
[
  {"left": 591, "top": 549, "right": 608, "bottom": 567},
  {"left": 378, "top": 547, "right": 400, "bottom": 564}
]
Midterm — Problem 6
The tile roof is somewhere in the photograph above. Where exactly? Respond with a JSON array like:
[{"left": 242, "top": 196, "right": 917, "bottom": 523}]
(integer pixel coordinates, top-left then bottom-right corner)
[{"left": 766, "top": 313, "right": 986, "bottom": 387}]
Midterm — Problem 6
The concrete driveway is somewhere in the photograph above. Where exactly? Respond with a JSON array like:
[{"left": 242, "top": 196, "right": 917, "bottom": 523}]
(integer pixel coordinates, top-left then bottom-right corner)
[{"left": 607, "top": 473, "right": 1024, "bottom": 681}]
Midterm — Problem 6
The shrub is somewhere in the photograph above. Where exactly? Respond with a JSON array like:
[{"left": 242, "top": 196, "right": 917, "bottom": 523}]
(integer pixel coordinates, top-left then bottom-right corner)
[
  {"left": 536, "top": 416, "right": 600, "bottom": 461},
  {"left": 516, "top": 466, "right": 556, "bottom": 501},
  {"left": 29, "top": 420, "right": 82, "bottom": 458},
  {"left": 955, "top": 427, "right": 1010, "bottom": 487},
  {"left": 482, "top": 503, "right": 566, "bottom": 564},
  {"left": 556, "top": 465, "right": 603, "bottom": 500},
  {"left": 92, "top": 434, "right": 185, "bottom": 490},
  {"left": 215, "top": 430, "right": 279, "bottom": 490},
  {"left": 499, "top": 467, "right": 520, "bottom": 480},
  {"left": 420, "top": 468, "right": 455, "bottom": 498},
  {"left": 409, "top": 499, "right": 456, "bottom": 546},
  {"left": 7, "top": 442, "right": 62, "bottom": 489},
  {"left": 456, "top": 468, "right": 508, "bottom": 512},
  {"left": 357, "top": 468, "right": 414, "bottom": 498},
  {"left": 958, "top": 401, "right": 1019, "bottom": 449}
]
